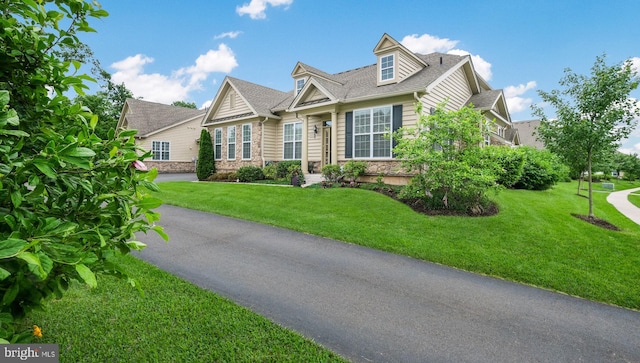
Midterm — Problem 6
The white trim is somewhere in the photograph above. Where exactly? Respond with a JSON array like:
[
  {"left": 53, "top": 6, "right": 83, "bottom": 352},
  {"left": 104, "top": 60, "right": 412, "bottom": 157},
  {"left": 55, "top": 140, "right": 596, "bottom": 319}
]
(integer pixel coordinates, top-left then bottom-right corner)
[
  {"left": 214, "top": 128, "right": 222, "bottom": 160},
  {"left": 227, "top": 125, "right": 236, "bottom": 160},
  {"left": 242, "top": 123, "right": 252, "bottom": 160},
  {"left": 352, "top": 105, "right": 393, "bottom": 159},
  {"left": 282, "top": 121, "right": 302, "bottom": 160},
  {"left": 151, "top": 140, "right": 171, "bottom": 161},
  {"left": 379, "top": 53, "right": 395, "bottom": 82}
]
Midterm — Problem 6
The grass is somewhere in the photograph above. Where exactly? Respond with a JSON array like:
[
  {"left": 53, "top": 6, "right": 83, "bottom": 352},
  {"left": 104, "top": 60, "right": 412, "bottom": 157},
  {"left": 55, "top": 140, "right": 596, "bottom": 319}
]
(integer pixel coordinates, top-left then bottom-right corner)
[
  {"left": 629, "top": 192, "right": 640, "bottom": 208},
  {"left": 24, "top": 254, "right": 347, "bottom": 363},
  {"left": 152, "top": 180, "right": 640, "bottom": 310}
]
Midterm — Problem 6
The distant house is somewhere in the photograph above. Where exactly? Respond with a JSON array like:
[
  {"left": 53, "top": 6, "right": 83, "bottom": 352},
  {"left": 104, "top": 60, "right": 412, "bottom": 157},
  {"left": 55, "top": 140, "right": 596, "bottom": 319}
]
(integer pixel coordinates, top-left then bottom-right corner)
[
  {"left": 117, "top": 99, "right": 205, "bottom": 172},
  {"left": 513, "top": 119, "right": 544, "bottom": 149},
  {"left": 201, "top": 33, "right": 519, "bottom": 184}
]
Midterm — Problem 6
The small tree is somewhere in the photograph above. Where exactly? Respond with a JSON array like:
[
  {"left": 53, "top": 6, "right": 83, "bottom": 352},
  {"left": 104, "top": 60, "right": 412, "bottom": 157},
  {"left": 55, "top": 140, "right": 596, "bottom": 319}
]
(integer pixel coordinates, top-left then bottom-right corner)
[
  {"left": 533, "top": 54, "right": 640, "bottom": 218},
  {"left": 394, "top": 102, "right": 499, "bottom": 213},
  {"left": 196, "top": 129, "right": 215, "bottom": 180}
]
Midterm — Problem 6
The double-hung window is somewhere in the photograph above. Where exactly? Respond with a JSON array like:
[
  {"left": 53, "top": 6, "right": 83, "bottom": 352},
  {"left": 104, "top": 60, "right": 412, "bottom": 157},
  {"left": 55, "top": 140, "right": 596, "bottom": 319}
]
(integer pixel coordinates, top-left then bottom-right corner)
[
  {"left": 242, "top": 124, "right": 251, "bottom": 159},
  {"left": 354, "top": 106, "right": 392, "bottom": 158},
  {"left": 227, "top": 126, "right": 236, "bottom": 160},
  {"left": 214, "top": 128, "right": 222, "bottom": 160},
  {"left": 296, "top": 78, "right": 305, "bottom": 95},
  {"left": 283, "top": 122, "right": 302, "bottom": 159},
  {"left": 380, "top": 54, "right": 394, "bottom": 81},
  {"left": 151, "top": 141, "right": 170, "bottom": 160}
]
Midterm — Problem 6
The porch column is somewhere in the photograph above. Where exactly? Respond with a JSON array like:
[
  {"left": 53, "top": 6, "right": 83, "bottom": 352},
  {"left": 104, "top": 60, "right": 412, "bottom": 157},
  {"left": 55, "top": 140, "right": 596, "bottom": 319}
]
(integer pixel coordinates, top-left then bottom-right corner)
[
  {"left": 301, "top": 115, "right": 309, "bottom": 172},
  {"left": 331, "top": 112, "right": 338, "bottom": 165}
]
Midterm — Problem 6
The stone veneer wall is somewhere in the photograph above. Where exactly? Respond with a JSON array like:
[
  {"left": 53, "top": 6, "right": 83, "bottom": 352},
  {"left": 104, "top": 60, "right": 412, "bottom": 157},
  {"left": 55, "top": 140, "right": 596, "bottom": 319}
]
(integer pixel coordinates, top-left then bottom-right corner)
[{"left": 145, "top": 161, "right": 196, "bottom": 173}]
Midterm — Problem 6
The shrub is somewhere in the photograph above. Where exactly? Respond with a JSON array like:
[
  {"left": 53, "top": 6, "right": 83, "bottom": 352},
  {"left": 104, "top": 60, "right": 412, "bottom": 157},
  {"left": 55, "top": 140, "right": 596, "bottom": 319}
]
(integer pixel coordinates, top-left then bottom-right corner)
[
  {"left": 342, "top": 160, "right": 367, "bottom": 182},
  {"left": 276, "top": 160, "right": 302, "bottom": 179},
  {"left": 262, "top": 164, "right": 277, "bottom": 180},
  {"left": 321, "top": 164, "right": 342, "bottom": 183},
  {"left": 287, "top": 164, "right": 305, "bottom": 185},
  {"left": 479, "top": 146, "right": 525, "bottom": 188},
  {"left": 237, "top": 166, "right": 265, "bottom": 182},
  {"left": 196, "top": 129, "right": 215, "bottom": 181},
  {"left": 514, "top": 147, "right": 565, "bottom": 190}
]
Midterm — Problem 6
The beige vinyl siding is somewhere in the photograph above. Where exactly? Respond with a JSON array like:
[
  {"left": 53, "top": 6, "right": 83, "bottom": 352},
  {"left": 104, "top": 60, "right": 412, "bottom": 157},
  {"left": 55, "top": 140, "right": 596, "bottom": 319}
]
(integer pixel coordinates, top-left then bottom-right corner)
[
  {"left": 138, "top": 118, "right": 202, "bottom": 162},
  {"left": 213, "top": 89, "right": 252, "bottom": 120},
  {"left": 397, "top": 51, "right": 423, "bottom": 81},
  {"left": 422, "top": 67, "right": 473, "bottom": 110},
  {"left": 301, "top": 88, "right": 328, "bottom": 103},
  {"left": 307, "top": 116, "right": 323, "bottom": 161},
  {"left": 275, "top": 113, "right": 300, "bottom": 160},
  {"left": 262, "top": 121, "right": 278, "bottom": 162}
]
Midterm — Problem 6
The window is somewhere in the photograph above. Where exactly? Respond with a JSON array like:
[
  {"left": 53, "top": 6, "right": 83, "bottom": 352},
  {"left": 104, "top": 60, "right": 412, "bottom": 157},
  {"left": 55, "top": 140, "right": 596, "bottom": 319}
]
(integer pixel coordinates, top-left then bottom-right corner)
[
  {"left": 296, "top": 78, "right": 305, "bottom": 95},
  {"left": 354, "top": 106, "right": 392, "bottom": 158},
  {"left": 380, "top": 54, "right": 394, "bottom": 81},
  {"left": 151, "top": 141, "right": 170, "bottom": 161},
  {"left": 242, "top": 123, "right": 252, "bottom": 159},
  {"left": 214, "top": 128, "right": 222, "bottom": 160},
  {"left": 283, "top": 122, "right": 302, "bottom": 159},
  {"left": 227, "top": 126, "right": 236, "bottom": 160}
]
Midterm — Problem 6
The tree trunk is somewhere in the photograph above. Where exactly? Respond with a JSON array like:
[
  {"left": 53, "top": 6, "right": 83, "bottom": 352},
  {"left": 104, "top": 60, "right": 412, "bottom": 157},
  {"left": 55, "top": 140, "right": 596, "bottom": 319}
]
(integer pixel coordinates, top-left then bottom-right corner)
[
  {"left": 577, "top": 171, "right": 583, "bottom": 195},
  {"left": 587, "top": 150, "right": 594, "bottom": 218}
]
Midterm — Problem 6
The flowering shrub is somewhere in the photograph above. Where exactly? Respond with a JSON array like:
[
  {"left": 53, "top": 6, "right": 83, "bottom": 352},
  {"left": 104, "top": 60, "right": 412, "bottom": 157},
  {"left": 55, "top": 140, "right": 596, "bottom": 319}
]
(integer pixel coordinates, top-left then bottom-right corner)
[{"left": 0, "top": 1, "right": 166, "bottom": 343}]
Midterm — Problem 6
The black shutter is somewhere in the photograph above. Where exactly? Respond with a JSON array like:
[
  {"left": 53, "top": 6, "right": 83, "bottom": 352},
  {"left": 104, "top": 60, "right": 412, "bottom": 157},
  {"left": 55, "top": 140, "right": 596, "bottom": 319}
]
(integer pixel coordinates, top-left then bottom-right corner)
[
  {"left": 392, "top": 104, "right": 402, "bottom": 157},
  {"left": 345, "top": 111, "right": 353, "bottom": 158}
]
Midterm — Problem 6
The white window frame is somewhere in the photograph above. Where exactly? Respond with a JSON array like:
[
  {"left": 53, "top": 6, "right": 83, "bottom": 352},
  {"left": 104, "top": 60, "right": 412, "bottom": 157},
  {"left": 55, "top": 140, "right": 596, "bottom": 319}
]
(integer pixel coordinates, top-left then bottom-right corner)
[
  {"left": 227, "top": 126, "right": 236, "bottom": 160},
  {"left": 242, "top": 123, "right": 252, "bottom": 160},
  {"left": 283, "top": 122, "right": 302, "bottom": 160},
  {"left": 295, "top": 78, "right": 305, "bottom": 95},
  {"left": 151, "top": 141, "right": 170, "bottom": 161},
  {"left": 214, "top": 128, "right": 222, "bottom": 160},
  {"left": 353, "top": 106, "right": 392, "bottom": 159},
  {"left": 380, "top": 54, "right": 395, "bottom": 82}
]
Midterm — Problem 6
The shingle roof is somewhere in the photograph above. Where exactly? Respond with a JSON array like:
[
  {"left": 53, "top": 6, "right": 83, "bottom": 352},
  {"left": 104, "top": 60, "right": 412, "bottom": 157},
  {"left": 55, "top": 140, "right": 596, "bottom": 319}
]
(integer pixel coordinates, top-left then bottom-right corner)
[
  {"left": 273, "top": 52, "right": 468, "bottom": 111},
  {"left": 466, "top": 89, "right": 503, "bottom": 109},
  {"left": 123, "top": 98, "right": 205, "bottom": 137},
  {"left": 513, "top": 119, "right": 544, "bottom": 149},
  {"left": 226, "top": 76, "right": 290, "bottom": 116}
]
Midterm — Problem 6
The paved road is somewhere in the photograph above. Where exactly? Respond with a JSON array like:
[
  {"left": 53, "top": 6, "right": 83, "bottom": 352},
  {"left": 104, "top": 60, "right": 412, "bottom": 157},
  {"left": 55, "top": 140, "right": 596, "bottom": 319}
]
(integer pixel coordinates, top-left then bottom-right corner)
[{"left": 135, "top": 205, "right": 640, "bottom": 363}]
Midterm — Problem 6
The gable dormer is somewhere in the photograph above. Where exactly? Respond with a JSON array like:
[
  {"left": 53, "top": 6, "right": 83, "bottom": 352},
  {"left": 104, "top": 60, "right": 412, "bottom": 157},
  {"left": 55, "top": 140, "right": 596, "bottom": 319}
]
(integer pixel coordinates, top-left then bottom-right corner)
[{"left": 373, "top": 33, "right": 427, "bottom": 86}]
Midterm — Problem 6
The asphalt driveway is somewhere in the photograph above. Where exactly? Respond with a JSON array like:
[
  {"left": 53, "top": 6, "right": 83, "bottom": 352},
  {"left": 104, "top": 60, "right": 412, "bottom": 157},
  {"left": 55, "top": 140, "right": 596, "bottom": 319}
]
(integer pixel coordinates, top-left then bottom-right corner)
[{"left": 134, "top": 205, "right": 640, "bottom": 362}]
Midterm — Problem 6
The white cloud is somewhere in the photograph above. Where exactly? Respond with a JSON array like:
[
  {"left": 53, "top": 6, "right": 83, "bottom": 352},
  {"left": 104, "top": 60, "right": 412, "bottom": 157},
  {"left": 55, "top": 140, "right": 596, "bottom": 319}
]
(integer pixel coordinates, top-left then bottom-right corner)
[
  {"left": 110, "top": 45, "right": 238, "bottom": 104},
  {"left": 503, "top": 81, "right": 537, "bottom": 114},
  {"left": 215, "top": 31, "right": 242, "bottom": 40},
  {"left": 400, "top": 34, "right": 458, "bottom": 54},
  {"left": 401, "top": 33, "right": 492, "bottom": 80},
  {"left": 236, "top": 0, "right": 293, "bottom": 19}
]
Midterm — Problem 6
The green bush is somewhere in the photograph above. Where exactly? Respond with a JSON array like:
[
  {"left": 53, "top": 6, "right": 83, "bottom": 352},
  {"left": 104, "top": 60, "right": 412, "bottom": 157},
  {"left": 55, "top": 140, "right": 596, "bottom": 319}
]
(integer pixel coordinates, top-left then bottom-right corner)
[
  {"left": 514, "top": 147, "right": 565, "bottom": 190},
  {"left": 479, "top": 146, "right": 525, "bottom": 188},
  {"left": 237, "top": 166, "right": 265, "bottom": 182},
  {"left": 276, "top": 160, "right": 302, "bottom": 179},
  {"left": 262, "top": 164, "right": 277, "bottom": 180},
  {"left": 321, "top": 164, "right": 342, "bottom": 183},
  {"left": 342, "top": 160, "right": 367, "bottom": 182}
]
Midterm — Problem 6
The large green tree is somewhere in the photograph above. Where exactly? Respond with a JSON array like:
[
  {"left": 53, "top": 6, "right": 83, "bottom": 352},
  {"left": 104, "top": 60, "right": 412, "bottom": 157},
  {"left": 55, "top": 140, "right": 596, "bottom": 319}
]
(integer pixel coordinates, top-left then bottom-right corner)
[
  {"left": 393, "top": 102, "right": 498, "bottom": 214},
  {"left": 533, "top": 55, "right": 640, "bottom": 218},
  {"left": 0, "top": 0, "right": 166, "bottom": 343}
]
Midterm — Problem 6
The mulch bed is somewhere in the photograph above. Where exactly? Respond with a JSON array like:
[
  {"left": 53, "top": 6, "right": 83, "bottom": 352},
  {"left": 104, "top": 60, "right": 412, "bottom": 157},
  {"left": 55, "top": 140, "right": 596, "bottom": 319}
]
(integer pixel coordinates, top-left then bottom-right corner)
[
  {"left": 373, "top": 187, "right": 499, "bottom": 217},
  {"left": 571, "top": 214, "right": 620, "bottom": 231}
]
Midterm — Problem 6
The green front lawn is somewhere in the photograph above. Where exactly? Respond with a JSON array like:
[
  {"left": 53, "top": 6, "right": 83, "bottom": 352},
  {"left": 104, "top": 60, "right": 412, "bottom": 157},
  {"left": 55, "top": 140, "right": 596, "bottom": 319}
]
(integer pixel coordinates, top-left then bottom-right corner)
[
  {"left": 154, "top": 180, "right": 640, "bottom": 310},
  {"left": 25, "top": 254, "right": 347, "bottom": 362},
  {"left": 629, "top": 192, "right": 640, "bottom": 208}
]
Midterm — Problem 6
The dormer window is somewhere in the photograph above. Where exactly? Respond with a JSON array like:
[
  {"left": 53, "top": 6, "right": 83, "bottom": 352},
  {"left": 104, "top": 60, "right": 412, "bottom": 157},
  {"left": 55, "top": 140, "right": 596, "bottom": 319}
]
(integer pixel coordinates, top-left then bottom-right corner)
[
  {"left": 380, "top": 54, "right": 395, "bottom": 81},
  {"left": 296, "top": 78, "right": 305, "bottom": 95}
]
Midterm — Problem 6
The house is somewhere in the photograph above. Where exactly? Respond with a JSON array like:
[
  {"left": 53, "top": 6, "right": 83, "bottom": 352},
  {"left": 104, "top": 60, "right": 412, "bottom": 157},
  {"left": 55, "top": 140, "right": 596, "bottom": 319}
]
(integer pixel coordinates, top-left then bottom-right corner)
[
  {"left": 513, "top": 119, "right": 544, "bottom": 149},
  {"left": 117, "top": 98, "right": 206, "bottom": 172},
  {"left": 201, "top": 33, "right": 519, "bottom": 184}
]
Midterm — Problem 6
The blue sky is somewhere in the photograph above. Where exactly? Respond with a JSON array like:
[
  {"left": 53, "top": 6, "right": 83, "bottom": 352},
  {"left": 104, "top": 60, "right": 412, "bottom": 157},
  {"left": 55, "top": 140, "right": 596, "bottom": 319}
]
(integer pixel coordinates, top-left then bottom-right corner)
[{"left": 81, "top": 0, "right": 640, "bottom": 153}]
